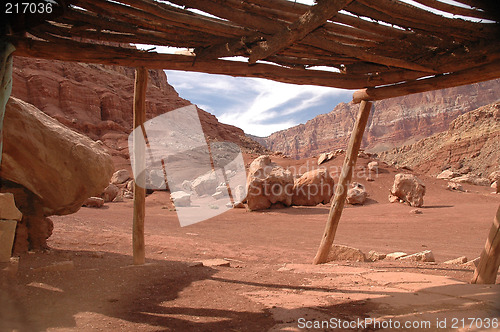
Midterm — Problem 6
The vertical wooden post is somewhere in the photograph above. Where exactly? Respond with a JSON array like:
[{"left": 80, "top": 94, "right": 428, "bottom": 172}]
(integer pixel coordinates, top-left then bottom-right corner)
[
  {"left": 133, "top": 67, "right": 147, "bottom": 265},
  {"left": 0, "top": 42, "right": 15, "bottom": 166},
  {"left": 471, "top": 204, "right": 500, "bottom": 284},
  {"left": 313, "top": 100, "right": 372, "bottom": 264}
]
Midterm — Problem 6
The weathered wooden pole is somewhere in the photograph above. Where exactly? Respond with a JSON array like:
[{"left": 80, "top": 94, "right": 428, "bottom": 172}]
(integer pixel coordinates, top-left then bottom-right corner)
[
  {"left": 0, "top": 42, "right": 15, "bottom": 166},
  {"left": 471, "top": 204, "right": 500, "bottom": 284},
  {"left": 313, "top": 100, "right": 372, "bottom": 264},
  {"left": 132, "top": 67, "right": 148, "bottom": 265}
]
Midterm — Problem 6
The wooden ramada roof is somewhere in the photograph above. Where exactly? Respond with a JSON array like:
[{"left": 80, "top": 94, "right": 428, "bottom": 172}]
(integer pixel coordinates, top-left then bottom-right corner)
[{"left": 5, "top": 0, "right": 500, "bottom": 102}]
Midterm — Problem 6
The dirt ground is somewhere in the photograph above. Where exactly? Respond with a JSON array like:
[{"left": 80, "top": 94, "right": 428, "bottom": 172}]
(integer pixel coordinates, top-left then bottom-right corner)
[{"left": 1, "top": 156, "right": 500, "bottom": 331}]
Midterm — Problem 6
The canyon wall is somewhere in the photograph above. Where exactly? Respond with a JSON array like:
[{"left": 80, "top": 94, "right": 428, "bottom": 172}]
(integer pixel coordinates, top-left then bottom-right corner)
[
  {"left": 378, "top": 102, "right": 500, "bottom": 177},
  {"left": 263, "top": 79, "right": 500, "bottom": 159},
  {"left": 11, "top": 56, "right": 265, "bottom": 169}
]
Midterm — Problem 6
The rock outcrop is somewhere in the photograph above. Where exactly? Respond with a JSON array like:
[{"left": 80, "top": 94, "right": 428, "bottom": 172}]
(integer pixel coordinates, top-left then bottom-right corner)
[
  {"left": 0, "top": 98, "right": 115, "bottom": 252},
  {"left": 246, "top": 155, "right": 293, "bottom": 211},
  {"left": 379, "top": 102, "right": 500, "bottom": 178},
  {"left": 261, "top": 79, "right": 500, "bottom": 158},
  {"left": 1, "top": 97, "right": 114, "bottom": 216},
  {"left": 292, "top": 169, "right": 335, "bottom": 206},
  {"left": 389, "top": 173, "right": 426, "bottom": 207}
]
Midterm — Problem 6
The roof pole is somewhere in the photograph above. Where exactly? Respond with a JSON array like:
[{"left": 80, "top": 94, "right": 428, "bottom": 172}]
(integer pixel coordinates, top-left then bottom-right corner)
[
  {"left": 132, "top": 67, "right": 147, "bottom": 265},
  {"left": 313, "top": 100, "right": 372, "bottom": 264}
]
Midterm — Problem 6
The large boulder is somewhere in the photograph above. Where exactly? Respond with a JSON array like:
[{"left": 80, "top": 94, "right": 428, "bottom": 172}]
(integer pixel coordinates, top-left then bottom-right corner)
[
  {"left": 170, "top": 191, "right": 191, "bottom": 207},
  {"left": 192, "top": 171, "right": 219, "bottom": 196},
  {"left": 110, "top": 169, "right": 130, "bottom": 185},
  {"left": 0, "top": 97, "right": 114, "bottom": 216},
  {"left": 488, "top": 170, "right": 500, "bottom": 183},
  {"left": 346, "top": 182, "right": 368, "bottom": 205},
  {"left": 246, "top": 155, "right": 294, "bottom": 210},
  {"left": 488, "top": 171, "right": 500, "bottom": 193},
  {"left": 292, "top": 169, "right": 334, "bottom": 206},
  {"left": 317, "top": 152, "right": 334, "bottom": 165},
  {"left": 390, "top": 173, "right": 426, "bottom": 207},
  {"left": 101, "top": 183, "right": 119, "bottom": 202},
  {"left": 367, "top": 161, "right": 379, "bottom": 172},
  {"left": 436, "top": 169, "right": 458, "bottom": 180}
]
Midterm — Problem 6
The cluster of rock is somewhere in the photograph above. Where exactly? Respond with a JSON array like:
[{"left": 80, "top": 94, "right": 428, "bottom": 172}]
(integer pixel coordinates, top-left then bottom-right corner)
[
  {"left": 170, "top": 172, "right": 246, "bottom": 209},
  {"left": 0, "top": 98, "right": 113, "bottom": 252},
  {"left": 245, "top": 155, "right": 340, "bottom": 210},
  {"left": 83, "top": 169, "right": 136, "bottom": 208},
  {"left": 246, "top": 155, "right": 430, "bottom": 210},
  {"left": 328, "top": 245, "right": 482, "bottom": 269},
  {"left": 327, "top": 244, "right": 436, "bottom": 263},
  {"left": 436, "top": 168, "right": 499, "bottom": 193}
]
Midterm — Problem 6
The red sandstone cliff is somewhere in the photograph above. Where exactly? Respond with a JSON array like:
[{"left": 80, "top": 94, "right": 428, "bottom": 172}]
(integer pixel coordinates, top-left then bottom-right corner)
[
  {"left": 378, "top": 102, "right": 500, "bottom": 177},
  {"left": 11, "top": 56, "right": 265, "bottom": 169},
  {"left": 263, "top": 79, "right": 500, "bottom": 159}
]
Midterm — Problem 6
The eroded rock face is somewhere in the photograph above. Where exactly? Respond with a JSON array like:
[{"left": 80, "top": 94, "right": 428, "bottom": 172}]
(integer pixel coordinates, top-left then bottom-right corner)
[
  {"left": 262, "top": 80, "right": 500, "bottom": 158},
  {"left": 292, "top": 169, "right": 335, "bottom": 206},
  {"left": 246, "top": 155, "right": 293, "bottom": 211},
  {"left": 379, "top": 102, "right": 500, "bottom": 178},
  {"left": 390, "top": 173, "right": 426, "bottom": 207},
  {"left": 0, "top": 97, "right": 114, "bottom": 216},
  {"left": 11, "top": 56, "right": 267, "bottom": 169}
]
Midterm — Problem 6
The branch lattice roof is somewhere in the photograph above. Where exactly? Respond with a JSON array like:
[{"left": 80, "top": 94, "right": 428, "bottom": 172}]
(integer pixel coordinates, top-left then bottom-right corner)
[{"left": 6, "top": 0, "right": 500, "bottom": 101}]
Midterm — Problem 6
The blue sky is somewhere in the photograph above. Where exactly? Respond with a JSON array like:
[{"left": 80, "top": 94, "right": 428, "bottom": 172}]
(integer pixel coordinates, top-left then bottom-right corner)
[{"left": 164, "top": 70, "right": 353, "bottom": 137}]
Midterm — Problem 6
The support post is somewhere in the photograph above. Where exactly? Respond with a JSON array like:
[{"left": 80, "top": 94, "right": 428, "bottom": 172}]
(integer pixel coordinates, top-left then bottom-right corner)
[
  {"left": 313, "top": 100, "right": 372, "bottom": 264},
  {"left": 0, "top": 42, "right": 15, "bottom": 166},
  {"left": 471, "top": 204, "right": 500, "bottom": 284},
  {"left": 132, "top": 67, "right": 147, "bottom": 265}
]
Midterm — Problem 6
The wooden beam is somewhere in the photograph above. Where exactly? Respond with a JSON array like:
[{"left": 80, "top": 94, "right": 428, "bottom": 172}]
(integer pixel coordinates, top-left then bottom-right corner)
[
  {"left": 11, "top": 37, "right": 382, "bottom": 89},
  {"left": 132, "top": 67, "right": 147, "bottom": 265},
  {"left": 352, "top": 60, "right": 500, "bottom": 103},
  {"left": 248, "top": 0, "right": 354, "bottom": 63},
  {"left": 352, "top": 0, "right": 494, "bottom": 40},
  {"left": 411, "top": 0, "right": 495, "bottom": 20},
  {"left": 313, "top": 100, "right": 372, "bottom": 264},
  {"left": 471, "top": 205, "right": 500, "bottom": 284},
  {"left": 75, "top": 0, "right": 244, "bottom": 38},
  {"left": 186, "top": 0, "right": 437, "bottom": 73}
]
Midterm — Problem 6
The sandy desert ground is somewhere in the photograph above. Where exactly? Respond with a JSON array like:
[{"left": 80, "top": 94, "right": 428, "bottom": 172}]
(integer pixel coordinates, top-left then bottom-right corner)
[{"left": 1, "top": 155, "right": 499, "bottom": 331}]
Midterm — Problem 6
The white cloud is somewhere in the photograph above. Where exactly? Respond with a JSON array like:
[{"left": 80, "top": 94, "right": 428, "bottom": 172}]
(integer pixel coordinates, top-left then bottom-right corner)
[{"left": 165, "top": 70, "right": 352, "bottom": 137}]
